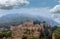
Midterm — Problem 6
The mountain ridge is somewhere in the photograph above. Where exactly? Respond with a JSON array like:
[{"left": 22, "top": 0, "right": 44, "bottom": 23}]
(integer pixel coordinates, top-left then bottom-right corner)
[{"left": 0, "top": 13, "right": 60, "bottom": 28}]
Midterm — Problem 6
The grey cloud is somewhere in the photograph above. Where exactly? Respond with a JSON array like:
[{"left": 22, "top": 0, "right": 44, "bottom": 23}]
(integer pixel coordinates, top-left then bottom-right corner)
[
  {"left": 0, "top": 0, "right": 29, "bottom": 10},
  {"left": 50, "top": 5, "right": 60, "bottom": 13}
]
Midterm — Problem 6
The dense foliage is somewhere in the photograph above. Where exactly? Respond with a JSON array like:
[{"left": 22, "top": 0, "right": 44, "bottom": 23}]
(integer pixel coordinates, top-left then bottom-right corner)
[
  {"left": 0, "top": 30, "right": 12, "bottom": 38},
  {"left": 30, "top": 37, "right": 38, "bottom": 39},
  {"left": 53, "top": 27, "right": 60, "bottom": 39}
]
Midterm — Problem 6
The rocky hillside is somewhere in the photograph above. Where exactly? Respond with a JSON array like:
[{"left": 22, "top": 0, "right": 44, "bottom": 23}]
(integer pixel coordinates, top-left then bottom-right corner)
[{"left": 0, "top": 21, "right": 52, "bottom": 39}]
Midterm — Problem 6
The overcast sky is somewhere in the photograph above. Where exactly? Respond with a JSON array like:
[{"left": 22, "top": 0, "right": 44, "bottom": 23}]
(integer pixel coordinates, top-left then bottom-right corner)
[{"left": 0, "top": 0, "right": 60, "bottom": 23}]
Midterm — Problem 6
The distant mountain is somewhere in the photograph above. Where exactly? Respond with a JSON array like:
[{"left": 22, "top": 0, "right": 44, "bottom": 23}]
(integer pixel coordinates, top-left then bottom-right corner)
[
  {"left": 0, "top": 13, "right": 44, "bottom": 23},
  {"left": 0, "top": 13, "right": 60, "bottom": 28}
]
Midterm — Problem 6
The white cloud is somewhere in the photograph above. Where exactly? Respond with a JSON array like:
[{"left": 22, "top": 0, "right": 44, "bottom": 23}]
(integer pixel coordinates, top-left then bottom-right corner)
[
  {"left": 50, "top": 5, "right": 60, "bottom": 23},
  {"left": 50, "top": 5, "right": 60, "bottom": 13},
  {"left": 18, "top": 8, "right": 51, "bottom": 18},
  {"left": 49, "top": 2, "right": 60, "bottom": 24},
  {"left": 0, "top": 8, "right": 51, "bottom": 18},
  {"left": 49, "top": 0, "right": 60, "bottom": 23},
  {"left": 0, "top": 0, "right": 29, "bottom": 9},
  {"left": 0, "top": 7, "right": 60, "bottom": 24},
  {"left": 51, "top": 14, "right": 60, "bottom": 23},
  {"left": 54, "top": 18, "right": 60, "bottom": 23}
]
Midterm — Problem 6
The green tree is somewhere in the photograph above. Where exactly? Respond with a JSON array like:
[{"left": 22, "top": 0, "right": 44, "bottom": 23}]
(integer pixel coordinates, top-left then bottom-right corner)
[
  {"left": 0, "top": 30, "right": 12, "bottom": 39},
  {"left": 0, "top": 32, "right": 3, "bottom": 38},
  {"left": 53, "top": 27, "right": 60, "bottom": 39},
  {"left": 30, "top": 36, "right": 38, "bottom": 39},
  {"left": 3, "top": 31, "right": 12, "bottom": 38}
]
